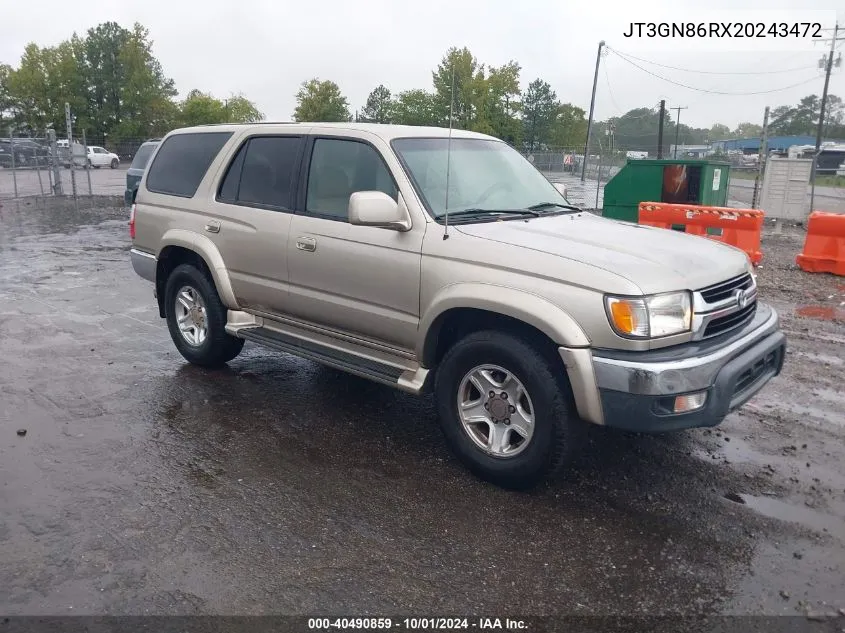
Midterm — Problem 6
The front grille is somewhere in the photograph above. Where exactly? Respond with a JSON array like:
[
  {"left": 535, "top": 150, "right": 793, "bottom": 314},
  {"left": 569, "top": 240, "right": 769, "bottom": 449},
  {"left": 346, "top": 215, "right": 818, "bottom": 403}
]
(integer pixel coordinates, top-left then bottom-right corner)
[
  {"left": 699, "top": 273, "right": 754, "bottom": 304},
  {"left": 734, "top": 349, "right": 779, "bottom": 396},
  {"left": 704, "top": 302, "right": 757, "bottom": 337}
]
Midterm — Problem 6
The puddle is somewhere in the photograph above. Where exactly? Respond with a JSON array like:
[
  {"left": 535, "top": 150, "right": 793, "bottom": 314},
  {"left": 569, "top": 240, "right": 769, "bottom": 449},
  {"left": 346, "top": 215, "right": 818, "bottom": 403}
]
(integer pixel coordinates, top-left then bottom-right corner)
[
  {"left": 796, "top": 305, "right": 845, "bottom": 321},
  {"left": 740, "top": 494, "right": 845, "bottom": 540}
]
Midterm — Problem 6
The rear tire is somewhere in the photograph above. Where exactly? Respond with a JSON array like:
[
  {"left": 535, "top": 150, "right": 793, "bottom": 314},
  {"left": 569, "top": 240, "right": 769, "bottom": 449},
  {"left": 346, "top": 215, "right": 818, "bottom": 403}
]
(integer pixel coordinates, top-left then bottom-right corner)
[
  {"left": 434, "top": 330, "right": 583, "bottom": 489},
  {"left": 164, "top": 263, "right": 244, "bottom": 367}
]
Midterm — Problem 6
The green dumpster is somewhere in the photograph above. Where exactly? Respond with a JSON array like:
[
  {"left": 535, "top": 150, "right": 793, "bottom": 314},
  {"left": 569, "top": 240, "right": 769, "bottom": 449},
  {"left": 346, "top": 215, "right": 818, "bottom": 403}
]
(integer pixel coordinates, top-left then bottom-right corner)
[{"left": 602, "top": 159, "right": 731, "bottom": 223}]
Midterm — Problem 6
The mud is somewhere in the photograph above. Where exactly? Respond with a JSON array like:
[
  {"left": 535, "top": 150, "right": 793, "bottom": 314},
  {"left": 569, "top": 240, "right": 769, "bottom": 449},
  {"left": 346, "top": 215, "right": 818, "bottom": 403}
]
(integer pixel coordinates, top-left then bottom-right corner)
[{"left": 0, "top": 200, "right": 843, "bottom": 617}]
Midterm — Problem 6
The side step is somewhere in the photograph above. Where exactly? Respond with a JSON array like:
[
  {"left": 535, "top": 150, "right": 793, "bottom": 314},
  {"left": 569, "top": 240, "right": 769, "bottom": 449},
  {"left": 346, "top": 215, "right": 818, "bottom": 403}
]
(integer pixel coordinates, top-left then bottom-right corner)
[{"left": 238, "top": 326, "right": 406, "bottom": 387}]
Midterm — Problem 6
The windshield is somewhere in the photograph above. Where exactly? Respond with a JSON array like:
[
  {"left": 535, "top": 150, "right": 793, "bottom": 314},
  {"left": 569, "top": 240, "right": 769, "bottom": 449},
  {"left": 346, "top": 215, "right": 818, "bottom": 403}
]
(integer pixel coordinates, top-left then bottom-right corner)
[
  {"left": 130, "top": 143, "right": 158, "bottom": 170},
  {"left": 392, "top": 137, "right": 571, "bottom": 219}
]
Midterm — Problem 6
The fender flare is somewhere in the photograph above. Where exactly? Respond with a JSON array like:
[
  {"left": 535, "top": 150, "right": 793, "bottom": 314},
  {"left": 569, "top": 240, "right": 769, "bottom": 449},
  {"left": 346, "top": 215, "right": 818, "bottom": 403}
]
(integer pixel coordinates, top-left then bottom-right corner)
[
  {"left": 158, "top": 229, "right": 239, "bottom": 309},
  {"left": 417, "top": 282, "right": 591, "bottom": 364}
]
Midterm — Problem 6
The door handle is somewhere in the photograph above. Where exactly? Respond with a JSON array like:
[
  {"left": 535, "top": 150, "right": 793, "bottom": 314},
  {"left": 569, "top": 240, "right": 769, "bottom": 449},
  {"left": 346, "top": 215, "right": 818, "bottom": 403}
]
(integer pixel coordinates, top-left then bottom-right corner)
[
  {"left": 296, "top": 236, "right": 317, "bottom": 252},
  {"left": 204, "top": 220, "right": 221, "bottom": 234}
]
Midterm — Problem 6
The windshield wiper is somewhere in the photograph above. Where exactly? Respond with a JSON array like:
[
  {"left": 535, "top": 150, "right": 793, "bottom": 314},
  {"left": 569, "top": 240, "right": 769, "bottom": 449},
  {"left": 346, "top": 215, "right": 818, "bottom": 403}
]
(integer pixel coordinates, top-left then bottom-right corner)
[
  {"left": 527, "top": 202, "right": 583, "bottom": 213},
  {"left": 445, "top": 207, "right": 541, "bottom": 219}
]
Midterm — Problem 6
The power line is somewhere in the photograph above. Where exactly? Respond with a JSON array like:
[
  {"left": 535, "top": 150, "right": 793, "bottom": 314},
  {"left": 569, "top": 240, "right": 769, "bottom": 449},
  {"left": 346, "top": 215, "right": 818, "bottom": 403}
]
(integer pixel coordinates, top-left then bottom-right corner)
[
  {"left": 600, "top": 59, "right": 661, "bottom": 120},
  {"left": 609, "top": 49, "right": 821, "bottom": 95},
  {"left": 608, "top": 48, "right": 819, "bottom": 75}
]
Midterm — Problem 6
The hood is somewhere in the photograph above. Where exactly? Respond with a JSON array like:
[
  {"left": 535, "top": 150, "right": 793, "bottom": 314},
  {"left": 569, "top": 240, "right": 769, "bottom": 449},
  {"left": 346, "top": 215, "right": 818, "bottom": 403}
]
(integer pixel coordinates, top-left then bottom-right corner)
[{"left": 454, "top": 213, "right": 750, "bottom": 295}]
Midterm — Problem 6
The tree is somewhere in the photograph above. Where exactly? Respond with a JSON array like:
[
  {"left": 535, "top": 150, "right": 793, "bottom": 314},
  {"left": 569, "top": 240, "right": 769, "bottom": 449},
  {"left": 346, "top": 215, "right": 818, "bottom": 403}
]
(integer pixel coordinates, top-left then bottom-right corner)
[
  {"left": 178, "top": 89, "right": 226, "bottom": 126},
  {"left": 110, "top": 24, "right": 177, "bottom": 138},
  {"left": 483, "top": 61, "right": 522, "bottom": 144},
  {"left": 293, "top": 78, "right": 350, "bottom": 122},
  {"left": 225, "top": 94, "right": 264, "bottom": 123},
  {"left": 360, "top": 84, "right": 394, "bottom": 123},
  {"left": 549, "top": 103, "right": 587, "bottom": 148},
  {"left": 521, "top": 79, "right": 558, "bottom": 150},
  {"left": 593, "top": 107, "right": 673, "bottom": 155},
  {"left": 0, "top": 64, "right": 13, "bottom": 128},
  {"left": 393, "top": 89, "right": 439, "bottom": 126},
  {"left": 174, "top": 90, "right": 263, "bottom": 128},
  {"left": 709, "top": 123, "right": 731, "bottom": 140},
  {"left": 432, "top": 47, "right": 479, "bottom": 128},
  {"left": 733, "top": 122, "right": 763, "bottom": 139},
  {"left": 767, "top": 94, "right": 845, "bottom": 138}
]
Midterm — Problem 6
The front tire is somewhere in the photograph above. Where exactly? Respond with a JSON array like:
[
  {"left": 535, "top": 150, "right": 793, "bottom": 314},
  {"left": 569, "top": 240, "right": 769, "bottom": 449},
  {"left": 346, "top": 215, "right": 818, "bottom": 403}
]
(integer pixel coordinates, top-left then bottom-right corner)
[
  {"left": 164, "top": 264, "right": 244, "bottom": 367},
  {"left": 434, "top": 330, "right": 582, "bottom": 489},
  {"left": 110, "top": 158, "right": 119, "bottom": 169}
]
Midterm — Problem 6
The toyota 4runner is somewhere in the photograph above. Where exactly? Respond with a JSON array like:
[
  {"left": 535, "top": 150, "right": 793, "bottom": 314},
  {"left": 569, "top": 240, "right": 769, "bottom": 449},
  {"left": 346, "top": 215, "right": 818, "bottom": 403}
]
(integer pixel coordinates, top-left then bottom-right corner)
[{"left": 129, "top": 123, "right": 786, "bottom": 488}]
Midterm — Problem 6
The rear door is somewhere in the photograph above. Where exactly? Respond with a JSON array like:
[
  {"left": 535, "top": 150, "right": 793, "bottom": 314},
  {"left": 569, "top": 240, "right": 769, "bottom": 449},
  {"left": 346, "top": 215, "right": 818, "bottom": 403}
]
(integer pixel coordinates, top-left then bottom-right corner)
[{"left": 206, "top": 133, "right": 305, "bottom": 315}]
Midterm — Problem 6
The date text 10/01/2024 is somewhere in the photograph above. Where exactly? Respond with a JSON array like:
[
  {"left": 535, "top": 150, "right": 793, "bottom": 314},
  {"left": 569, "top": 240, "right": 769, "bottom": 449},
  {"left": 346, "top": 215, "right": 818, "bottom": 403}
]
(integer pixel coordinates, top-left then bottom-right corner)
[
  {"left": 308, "top": 618, "right": 528, "bottom": 630},
  {"left": 622, "top": 22, "right": 823, "bottom": 38}
]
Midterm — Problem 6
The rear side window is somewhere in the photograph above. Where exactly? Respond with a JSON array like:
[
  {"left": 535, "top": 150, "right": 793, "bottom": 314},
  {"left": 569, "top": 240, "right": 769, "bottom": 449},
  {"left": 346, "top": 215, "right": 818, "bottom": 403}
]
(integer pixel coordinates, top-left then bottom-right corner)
[
  {"left": 130, "top": 144, "right": 157, "bottom": 170},
  {"left": 217, "top": 136, "right": 302, "bottom": 209},
  {"left": 146, "top": 132, "right": 232, "bottom": 197}
]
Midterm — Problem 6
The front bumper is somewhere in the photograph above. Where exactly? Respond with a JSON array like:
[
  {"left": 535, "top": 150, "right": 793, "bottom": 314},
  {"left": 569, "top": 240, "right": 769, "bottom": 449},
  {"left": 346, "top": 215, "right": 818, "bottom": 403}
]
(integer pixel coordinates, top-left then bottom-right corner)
[{"left": 563, "top": 303, "right": 785, "bottom": 431}]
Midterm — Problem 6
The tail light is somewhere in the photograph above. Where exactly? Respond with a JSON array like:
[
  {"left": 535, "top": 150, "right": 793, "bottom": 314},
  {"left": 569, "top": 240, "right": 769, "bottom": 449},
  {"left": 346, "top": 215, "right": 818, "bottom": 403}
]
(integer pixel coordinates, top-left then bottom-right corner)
[{"left": 129, "top": 203, "right": 136, "bottom": 239}]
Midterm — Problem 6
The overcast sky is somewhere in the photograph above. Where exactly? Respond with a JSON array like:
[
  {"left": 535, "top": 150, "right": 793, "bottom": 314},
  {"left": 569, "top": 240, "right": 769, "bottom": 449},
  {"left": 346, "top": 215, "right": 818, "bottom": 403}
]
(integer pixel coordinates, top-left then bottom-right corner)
[{"left": 2, "top": 0, "right": 844, "bottom": 130}]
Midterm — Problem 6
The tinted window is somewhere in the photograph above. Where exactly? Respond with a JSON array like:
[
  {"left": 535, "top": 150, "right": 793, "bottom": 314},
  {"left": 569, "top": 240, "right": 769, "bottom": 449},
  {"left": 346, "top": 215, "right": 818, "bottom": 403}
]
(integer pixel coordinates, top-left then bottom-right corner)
[
  {"left": 146, "top": 132, "right": 232, "bottom": 197},
  {"left": 218, "top": 144, "right": 246, "bottom": 203},
  {"left": 227, "top": 136, "right": 300, "bottom": 208},
  {"left": 130, "top": 143, "right": 158, "bottom": 170},
  {"left": 306, "top": 138, "right": 397, "bottom": 220}
]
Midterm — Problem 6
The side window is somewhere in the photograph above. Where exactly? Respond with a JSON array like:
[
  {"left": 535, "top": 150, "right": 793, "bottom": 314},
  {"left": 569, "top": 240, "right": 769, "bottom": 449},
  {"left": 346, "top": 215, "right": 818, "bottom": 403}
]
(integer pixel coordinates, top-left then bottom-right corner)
[
  {"left": 146, "top": 132, "right": 233, "bottom": 198},
  {"left": 305, "top": 138, "right": 397, "bottom": 220},
  {"left": 217, "top": 136, "right": 301, "bottom": 209},
  {"left": 218, "top": 144, "right": 246, "bottom": 203}
]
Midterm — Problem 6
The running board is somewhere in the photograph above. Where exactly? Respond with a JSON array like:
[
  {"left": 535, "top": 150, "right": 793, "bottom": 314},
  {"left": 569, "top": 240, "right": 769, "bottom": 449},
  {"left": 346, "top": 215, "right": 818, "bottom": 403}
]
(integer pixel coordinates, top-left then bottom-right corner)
[{"left": 235, "top": 325, "right": 429, "bottom": 394}]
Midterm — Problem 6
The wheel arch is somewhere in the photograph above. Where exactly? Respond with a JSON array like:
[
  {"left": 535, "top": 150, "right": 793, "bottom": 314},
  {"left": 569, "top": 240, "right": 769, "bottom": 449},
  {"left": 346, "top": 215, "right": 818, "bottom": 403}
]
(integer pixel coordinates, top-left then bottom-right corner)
[
  {"left": 155, "top": 230, "right": 238, "bottom": 318},
  {"left": 418, "top": 284, "right": 591, "bottom": 369}
]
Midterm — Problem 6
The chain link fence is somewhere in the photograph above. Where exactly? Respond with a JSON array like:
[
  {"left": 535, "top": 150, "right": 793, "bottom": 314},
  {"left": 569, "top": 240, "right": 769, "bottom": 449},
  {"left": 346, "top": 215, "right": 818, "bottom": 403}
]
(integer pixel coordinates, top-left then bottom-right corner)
[
  {"left": 1, "top": 128, "right": 149, "bottom": 202},
  {"left": 522, "top": 147, "right": 631, "bottom": 210}
]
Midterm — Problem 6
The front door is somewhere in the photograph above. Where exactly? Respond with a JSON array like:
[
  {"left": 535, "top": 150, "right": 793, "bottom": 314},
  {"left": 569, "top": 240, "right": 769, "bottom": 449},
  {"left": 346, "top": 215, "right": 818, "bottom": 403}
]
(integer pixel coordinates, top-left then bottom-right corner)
[{"left": 285, "top": 136, "right": 424, "bottom": 351}]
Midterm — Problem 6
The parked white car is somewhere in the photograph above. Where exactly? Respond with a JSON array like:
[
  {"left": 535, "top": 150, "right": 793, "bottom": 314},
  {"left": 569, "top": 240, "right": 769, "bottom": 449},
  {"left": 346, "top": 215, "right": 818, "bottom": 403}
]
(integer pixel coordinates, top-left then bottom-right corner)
[{"left": 86, "top": 146, "right": 120, "bottom": 169}]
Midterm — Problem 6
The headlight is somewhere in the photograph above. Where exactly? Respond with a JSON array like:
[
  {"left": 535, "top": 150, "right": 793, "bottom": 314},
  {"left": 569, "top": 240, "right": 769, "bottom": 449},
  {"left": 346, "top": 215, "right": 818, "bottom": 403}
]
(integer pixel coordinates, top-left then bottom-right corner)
[{"left": 605, "top": 291, "right": 692, "bottom": 339}]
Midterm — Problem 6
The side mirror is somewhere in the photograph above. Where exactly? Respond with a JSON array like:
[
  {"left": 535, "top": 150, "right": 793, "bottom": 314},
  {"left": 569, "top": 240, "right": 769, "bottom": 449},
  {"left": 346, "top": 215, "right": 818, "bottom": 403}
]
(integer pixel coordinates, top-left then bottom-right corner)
[
  {"left": 349, "top": 191, "right": 411, "bottom": 231},
  {"left": 553, "top": 182, "right": 567, "bottom": 198}
]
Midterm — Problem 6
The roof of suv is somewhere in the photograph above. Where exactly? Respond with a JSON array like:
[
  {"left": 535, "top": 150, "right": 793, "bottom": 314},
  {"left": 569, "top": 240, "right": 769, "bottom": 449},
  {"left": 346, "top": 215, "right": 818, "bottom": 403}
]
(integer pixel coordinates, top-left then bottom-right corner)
[{"left": 169, "top": 122, "right": 498, "bottom": 142}]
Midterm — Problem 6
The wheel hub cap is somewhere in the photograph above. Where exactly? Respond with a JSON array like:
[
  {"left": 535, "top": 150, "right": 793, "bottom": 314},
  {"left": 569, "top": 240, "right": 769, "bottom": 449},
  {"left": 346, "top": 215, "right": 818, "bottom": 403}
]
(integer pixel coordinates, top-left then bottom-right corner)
[
  {"left": 175, "top": 285, "right": 208, "bottom": 346},
  {"left": 457, "top": 364, "right": 535, "bottom": 458}
]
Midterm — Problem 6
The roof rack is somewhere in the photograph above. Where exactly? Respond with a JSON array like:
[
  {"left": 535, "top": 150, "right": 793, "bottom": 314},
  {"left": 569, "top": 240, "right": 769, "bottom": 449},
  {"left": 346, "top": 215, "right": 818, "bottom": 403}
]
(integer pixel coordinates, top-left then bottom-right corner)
[{"left": 193, "top": 121, "right": 296, "bottom": 127}]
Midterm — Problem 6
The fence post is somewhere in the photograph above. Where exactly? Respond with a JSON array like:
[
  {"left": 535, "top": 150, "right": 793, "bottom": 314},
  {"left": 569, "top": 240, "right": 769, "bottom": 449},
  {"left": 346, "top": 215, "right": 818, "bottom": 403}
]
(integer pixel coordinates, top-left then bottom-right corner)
[
  {"left": 65, "top": 103, "right": 78, "bottom": 209},
  {"left": 47, "top": 129, "right": 62, "bottom": 195},
  {"left": 82, "top": 129, "right": 92, "bottom": 197},
  {"left": 36, "top": 154, "right": 44, "bottom": 196},
  {"left": 8, "top": 127, "right": 17, "bottom": 199}
]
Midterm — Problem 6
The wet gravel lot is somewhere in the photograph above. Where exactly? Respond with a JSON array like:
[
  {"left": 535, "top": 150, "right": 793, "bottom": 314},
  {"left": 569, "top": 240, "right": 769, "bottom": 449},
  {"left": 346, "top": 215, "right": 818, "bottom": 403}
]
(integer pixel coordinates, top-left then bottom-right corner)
[{"left": 1, "top": 198, "right": 844, "bottom": 618}]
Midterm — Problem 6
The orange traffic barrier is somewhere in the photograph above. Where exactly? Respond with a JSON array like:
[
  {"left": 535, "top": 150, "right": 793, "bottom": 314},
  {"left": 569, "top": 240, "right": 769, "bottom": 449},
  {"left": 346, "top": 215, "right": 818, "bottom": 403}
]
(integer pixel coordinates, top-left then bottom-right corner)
[
  {"left": 638, "top": 202, "right": 765, "bottom": 265},
  {"left": 796, "top": 211, "right": 845, "bottom": 276}
]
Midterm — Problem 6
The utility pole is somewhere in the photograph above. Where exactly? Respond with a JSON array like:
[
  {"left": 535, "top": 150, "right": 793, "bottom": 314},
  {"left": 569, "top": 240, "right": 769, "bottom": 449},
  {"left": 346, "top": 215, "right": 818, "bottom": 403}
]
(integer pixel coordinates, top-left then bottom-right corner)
[
  {"left": 671, "top": 105, "right": 688, "bottom": 158},
  {"left": 810, "top": 22, "right": 844, "bottom": 213},
  {"left": 751, "top": 106, "right": 770, "bottom": 210},
  {"left": 657, "top": 100, "right": 666, "bottom": 159},
  {"left": 581, "top": 40, "right": 605, "bottom": 182}
]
